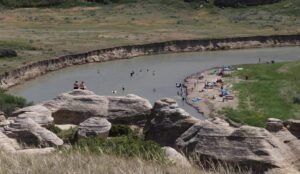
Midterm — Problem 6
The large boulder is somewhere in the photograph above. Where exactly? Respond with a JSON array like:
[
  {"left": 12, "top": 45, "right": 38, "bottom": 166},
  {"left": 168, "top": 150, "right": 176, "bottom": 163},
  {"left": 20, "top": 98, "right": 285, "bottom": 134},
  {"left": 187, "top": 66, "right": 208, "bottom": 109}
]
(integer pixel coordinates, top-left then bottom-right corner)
[
  {"left": 11, "top": 105, "right": 53, "bottom": 127},
  {"left": 3, "top": 117, "right": 63, "bottom": 147},
  {"left": 144, "top": 98, "right": 199, "bottom": 147},
  {"left": 43, "top": 90, "right": 152, "bottom": 125},
  {"left": 77, "top": 117, "right": 111, "bottom": 139},
  {"left": 266, "top": 118, "right": 284, "bottom": 132},
  {"left": 176, "top": 122, "right": 300, "bottom": 173},
  {"left": 162, "top": 146, "right": 191, "bottom": 168}
]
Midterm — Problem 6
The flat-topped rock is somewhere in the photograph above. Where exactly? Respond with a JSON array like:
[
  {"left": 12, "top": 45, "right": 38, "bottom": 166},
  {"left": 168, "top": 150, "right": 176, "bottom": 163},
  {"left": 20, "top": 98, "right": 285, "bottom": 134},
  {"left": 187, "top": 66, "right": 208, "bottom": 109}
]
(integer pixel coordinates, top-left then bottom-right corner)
[
  {"left": 77, "top": 117, "right": 111, "bottom": 139},
  {"left": 43, "top": 90, "right": 152, "bottom": 125}
]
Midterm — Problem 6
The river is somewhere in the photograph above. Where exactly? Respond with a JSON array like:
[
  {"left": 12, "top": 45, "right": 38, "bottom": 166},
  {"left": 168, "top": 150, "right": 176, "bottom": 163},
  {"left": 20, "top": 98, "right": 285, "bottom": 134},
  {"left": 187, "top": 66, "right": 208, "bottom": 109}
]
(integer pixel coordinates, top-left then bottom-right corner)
[{"left": 9, "top": 46, "right": 300, "bottom": 119}]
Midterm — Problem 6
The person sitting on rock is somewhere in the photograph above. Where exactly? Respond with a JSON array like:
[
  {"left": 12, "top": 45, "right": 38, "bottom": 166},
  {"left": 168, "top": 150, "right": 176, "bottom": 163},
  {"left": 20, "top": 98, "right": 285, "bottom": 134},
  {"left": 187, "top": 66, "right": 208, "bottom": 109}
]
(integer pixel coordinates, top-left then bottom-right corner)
[
  {"left": 79, "top": 81, "right": 86, "bottom": 90},
  {"left": 73, "top": 81, "right": 79, "bottom": 90}
]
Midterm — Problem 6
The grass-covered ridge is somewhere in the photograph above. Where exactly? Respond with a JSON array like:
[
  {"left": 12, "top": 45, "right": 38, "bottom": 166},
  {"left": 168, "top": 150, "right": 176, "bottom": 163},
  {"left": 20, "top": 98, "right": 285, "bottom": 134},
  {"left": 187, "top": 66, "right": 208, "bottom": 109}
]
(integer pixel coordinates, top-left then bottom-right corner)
[{"left": 224, "top": 61, "right": 300, "bottom": 127}]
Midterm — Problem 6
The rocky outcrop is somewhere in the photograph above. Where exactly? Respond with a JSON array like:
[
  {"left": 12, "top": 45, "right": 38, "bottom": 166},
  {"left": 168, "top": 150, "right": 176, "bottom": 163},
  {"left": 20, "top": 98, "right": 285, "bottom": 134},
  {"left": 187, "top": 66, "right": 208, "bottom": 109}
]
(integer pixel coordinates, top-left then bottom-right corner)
[
  {"left": 175, "top": 122, "right": 300, "bottom": 173},
  {"left": 1, "top": 34, "right": 300, "bottom": 89},
  {"left": 162, "top": 146, "right": 191, "bottom": 168},
  {"left": 77, "top": 117, "right": 111, "bottom": 139},
  {"left": 3, "top": 117, "right": 63, "bottom": 147},
  {"left": 43, "top": 90, "right": 152, "bottom": 125},
  {"left": 0, "top": 111, "right": 5, "bottom": 122},
  {"left": 145, "top": 98, "right": 300, "bottom": 173},
  {"left": 284, "top": 119, "right": 300, "bottom": 139},
  {"left": 144, "top": 98, "right": 199, "bottom": 147},
  {"left": 12, "top": 105, "right": 53, "bottom": 127},
  {"left": 214, "top": 0, "right": 281, "bottom": 7}
]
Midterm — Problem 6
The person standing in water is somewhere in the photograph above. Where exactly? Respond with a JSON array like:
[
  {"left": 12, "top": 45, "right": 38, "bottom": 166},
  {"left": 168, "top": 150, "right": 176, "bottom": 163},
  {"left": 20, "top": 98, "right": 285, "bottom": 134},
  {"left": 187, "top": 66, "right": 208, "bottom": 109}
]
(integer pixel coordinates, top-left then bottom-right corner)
[
  {"left": 73, "top": 81, "right": 79, "bottom": 90},
  {"left": 79, "top": 81, "right": 86, "bottom": 90}
]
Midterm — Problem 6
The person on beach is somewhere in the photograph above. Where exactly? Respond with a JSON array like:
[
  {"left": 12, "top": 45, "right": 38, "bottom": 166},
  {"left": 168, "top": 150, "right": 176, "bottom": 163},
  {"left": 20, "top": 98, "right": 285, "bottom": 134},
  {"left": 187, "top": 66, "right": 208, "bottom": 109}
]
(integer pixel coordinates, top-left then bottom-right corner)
[
  {"left": 79, "top": 81, "right": 86, "bottom": 90},
  {"left": 73, "top": 81, "right": 79, "bottom": 89}
]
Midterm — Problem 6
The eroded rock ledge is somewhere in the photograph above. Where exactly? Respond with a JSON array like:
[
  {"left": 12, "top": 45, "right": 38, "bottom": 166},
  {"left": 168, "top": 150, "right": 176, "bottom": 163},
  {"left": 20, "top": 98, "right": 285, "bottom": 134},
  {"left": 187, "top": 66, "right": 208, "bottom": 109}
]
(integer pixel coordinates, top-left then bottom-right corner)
[{"left": 1, "top": 34, "right": 300, "bottom": 89}]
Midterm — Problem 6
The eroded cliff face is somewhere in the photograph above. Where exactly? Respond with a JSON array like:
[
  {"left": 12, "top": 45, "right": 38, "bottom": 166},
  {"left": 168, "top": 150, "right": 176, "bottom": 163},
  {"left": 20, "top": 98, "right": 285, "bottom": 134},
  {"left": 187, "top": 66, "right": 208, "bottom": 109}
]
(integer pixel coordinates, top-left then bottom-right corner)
[{"left": 1, "top": 34, "right": 300, "bottom": 89}]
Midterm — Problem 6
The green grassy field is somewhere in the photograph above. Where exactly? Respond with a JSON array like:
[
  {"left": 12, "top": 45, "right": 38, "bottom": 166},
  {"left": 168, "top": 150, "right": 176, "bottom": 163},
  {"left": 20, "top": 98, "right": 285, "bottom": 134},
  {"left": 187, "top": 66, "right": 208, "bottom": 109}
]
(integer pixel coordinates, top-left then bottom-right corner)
[
  {"left": 0, "top": 0, "right": 299, "bottom": 74},
  {"left": 224, "top": 61, "right": 300, "bottom": 127}
]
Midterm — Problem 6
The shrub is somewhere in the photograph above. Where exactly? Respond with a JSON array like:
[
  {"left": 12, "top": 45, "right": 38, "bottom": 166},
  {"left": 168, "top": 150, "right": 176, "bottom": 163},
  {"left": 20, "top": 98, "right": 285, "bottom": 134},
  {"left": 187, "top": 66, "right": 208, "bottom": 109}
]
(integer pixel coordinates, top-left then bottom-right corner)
[
  {"left": 109, "top": 124, "right": 133, "bottom": 137},
  {"left": 0, "top": 90, "right": 32, "bottom": 116},
  {"left": 0, "top": 49, "right": 17, "bottom": 58},
  {"left": 47, "top": 125, "right": 77, "bottom": 144}
]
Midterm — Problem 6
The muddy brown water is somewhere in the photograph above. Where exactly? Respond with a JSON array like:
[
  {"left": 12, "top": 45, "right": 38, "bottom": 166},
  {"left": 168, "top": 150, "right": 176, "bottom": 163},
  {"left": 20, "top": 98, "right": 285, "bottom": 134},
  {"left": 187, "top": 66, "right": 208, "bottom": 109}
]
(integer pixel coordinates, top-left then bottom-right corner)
[{"left": 9, "top": 47, "right": 300, "bottom": 119}]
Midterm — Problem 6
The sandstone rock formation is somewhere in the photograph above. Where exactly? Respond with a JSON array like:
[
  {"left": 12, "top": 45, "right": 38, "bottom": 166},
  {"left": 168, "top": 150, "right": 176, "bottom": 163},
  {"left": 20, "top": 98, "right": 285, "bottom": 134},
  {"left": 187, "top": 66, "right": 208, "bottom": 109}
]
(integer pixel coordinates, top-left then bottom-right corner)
[
  {"left": 162, "top": 146, "right": 191, "bottom": 168},
  {"left": 144, "top": 98, "right": 199, "bottom": 147},
  {"left": 284, "top": 119, "right": 300, "bottom": 139},
  {"left": 77, "top": 117, "right": 111, "bottom": 139},
  {"left": 146, "top": 98, "right": 300, "bottom": 173},
  {"left": 12, "top": 105, "right": 53, "bottom": 126},
  {"left": 43, "top": 90, "right": 152, "bottom": 125},
  {"left": 3, "top": 117, "right": 63, "bottom": 147},
  {"left": 0, "top": 111, "right": 5, "bottom": 122}
]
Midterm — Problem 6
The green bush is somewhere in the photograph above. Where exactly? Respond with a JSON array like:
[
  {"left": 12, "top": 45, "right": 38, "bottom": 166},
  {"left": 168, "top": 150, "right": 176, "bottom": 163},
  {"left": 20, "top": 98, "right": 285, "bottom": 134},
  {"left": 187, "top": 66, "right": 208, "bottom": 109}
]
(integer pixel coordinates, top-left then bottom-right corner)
[
  {"left": 0, "top": 90, "right": 32, "bottom": 116},
  {"left": 109, "top": 124, "right": 133, "bottom": 137},
  {"left": 76, "top": 136, "right": 167, "bottom": 163}
]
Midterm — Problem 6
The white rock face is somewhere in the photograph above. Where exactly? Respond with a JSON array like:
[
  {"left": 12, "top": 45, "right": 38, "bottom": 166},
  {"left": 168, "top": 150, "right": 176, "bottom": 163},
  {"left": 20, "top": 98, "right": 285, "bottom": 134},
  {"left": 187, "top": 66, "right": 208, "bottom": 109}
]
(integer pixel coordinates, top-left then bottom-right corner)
[
  {"left": 0, "top": 132, "right": 20, "bottom": 152},
  {"left": 77, "top": 117, "right": 111, "bottom": 139}
]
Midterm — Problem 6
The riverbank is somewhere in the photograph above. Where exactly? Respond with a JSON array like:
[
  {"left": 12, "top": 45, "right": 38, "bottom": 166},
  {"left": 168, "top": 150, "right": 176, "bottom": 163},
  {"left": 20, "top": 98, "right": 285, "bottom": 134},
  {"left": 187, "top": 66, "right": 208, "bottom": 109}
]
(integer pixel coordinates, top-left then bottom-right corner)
[
  {"left": 186, "top": 60, "right": 300, "bottom": 127},
  {"left": 1, "top": 34, "right": 300, "bottom": 90},
  {"left": 184, "top": 67, "right": 238, "bottom": 117}
]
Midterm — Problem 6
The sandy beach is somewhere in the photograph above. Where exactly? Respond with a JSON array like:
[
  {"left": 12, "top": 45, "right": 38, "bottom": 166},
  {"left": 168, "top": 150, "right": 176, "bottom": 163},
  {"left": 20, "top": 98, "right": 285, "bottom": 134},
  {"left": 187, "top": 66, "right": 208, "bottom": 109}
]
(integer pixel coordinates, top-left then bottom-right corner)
[{"left": 184, "top": 67, "right": 238, "bottom": 117}]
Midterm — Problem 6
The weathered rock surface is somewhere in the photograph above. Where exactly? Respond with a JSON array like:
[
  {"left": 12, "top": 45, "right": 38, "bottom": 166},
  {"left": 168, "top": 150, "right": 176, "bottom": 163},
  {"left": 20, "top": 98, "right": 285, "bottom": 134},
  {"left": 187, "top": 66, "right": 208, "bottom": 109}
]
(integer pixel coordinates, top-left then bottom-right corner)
[
  {"left": 77, "top": 117, "right": 111, "bottom": 139},
  {"left": 0, "top": 111, "right": 6, "bottom": 122},
  {"left": 266, "top": 118, "right": 284, "bottom": 132},
  {"left": 284, "top": 119, "right": 300, "bottom": 139},
  {"left": 3, "top": 117, "right": 63, "bottom": 147},
  {"left": 43, "top": 90, "right": 152, "bottom": 125},
  {"left": 162, "top": 146, "right": 191, "bottom": 168},
  {"left": 176, "top": 122, "right": 300, "bottom": 173},
  {"left": 11, "top": 105, "right": 53, "bottom": 127},
  {"left": 145, "top": 99, "right": 300, "bottom": 173},
  {"left": 144, "top": 98, "right": 199, "bottom": 147}
]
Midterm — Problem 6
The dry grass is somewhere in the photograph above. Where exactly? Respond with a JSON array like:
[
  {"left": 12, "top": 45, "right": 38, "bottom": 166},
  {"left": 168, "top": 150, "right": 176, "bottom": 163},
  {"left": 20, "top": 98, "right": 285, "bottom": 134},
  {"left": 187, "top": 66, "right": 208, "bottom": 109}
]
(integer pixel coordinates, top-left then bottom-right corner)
[
  {"left": 0, "top": 0, "right": 300, "bottom": 74},
  {"left": 0, "top": 150, "right": 252, "bottom": 174}
]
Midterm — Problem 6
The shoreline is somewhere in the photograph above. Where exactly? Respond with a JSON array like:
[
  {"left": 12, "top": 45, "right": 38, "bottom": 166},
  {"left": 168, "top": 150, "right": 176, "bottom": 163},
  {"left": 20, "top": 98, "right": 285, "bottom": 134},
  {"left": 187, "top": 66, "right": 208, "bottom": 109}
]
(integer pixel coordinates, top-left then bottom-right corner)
[
  {"left": 184, "top": 67, "right": 238, "bottom": 117},
  {"left": 1, "top": 34, "right": 300, "bottom": 90}
]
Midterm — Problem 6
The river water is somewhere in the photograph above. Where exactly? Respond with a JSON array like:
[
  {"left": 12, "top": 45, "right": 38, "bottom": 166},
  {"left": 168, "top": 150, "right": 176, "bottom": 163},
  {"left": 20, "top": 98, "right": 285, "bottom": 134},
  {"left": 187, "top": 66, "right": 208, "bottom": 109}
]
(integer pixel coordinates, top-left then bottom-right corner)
[{"left": 9, "top": 47, "right": 300, "bottom": 119}]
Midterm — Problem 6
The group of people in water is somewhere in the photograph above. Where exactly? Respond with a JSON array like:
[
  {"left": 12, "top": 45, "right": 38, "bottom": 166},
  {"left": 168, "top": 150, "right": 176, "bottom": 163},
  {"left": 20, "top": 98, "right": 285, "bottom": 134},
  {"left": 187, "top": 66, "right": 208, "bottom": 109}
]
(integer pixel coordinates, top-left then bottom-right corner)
[{"left": 73, "top": 81, "right": 86, "bottom": 90}]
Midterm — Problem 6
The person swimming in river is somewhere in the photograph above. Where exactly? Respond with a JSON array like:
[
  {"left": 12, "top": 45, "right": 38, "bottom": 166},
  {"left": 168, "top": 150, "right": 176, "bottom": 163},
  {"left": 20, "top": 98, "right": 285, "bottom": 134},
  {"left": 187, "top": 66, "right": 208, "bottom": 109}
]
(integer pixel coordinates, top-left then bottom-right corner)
[
  {"left": 130, "top": 70, "right": 135, "bottom": 77},
  {"left": 79, "top": 81, "right": 86, "bottom": 90},
  {"left": 73, "top": 81, "right": 79, "bottom": 90}
]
